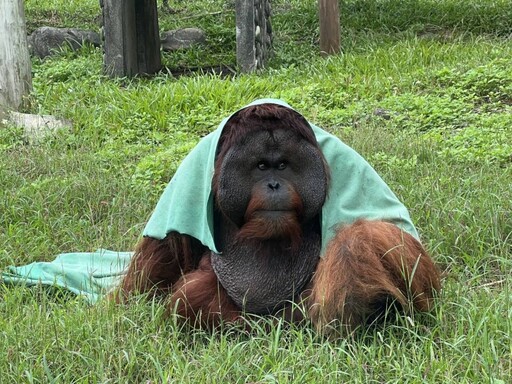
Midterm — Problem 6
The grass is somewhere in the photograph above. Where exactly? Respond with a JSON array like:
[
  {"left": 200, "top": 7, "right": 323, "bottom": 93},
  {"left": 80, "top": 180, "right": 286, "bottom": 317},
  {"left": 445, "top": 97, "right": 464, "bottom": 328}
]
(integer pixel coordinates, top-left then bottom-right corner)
[{"left": 1, "top": 0, "right": 511, "bottom": 382}]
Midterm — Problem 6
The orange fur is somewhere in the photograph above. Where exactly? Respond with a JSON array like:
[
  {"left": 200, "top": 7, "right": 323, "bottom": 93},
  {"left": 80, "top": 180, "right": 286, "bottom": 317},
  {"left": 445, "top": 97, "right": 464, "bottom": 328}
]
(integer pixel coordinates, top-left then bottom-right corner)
[
  {"left": 308, "top": 219, "right": 441, "bottom": 333},
  {"left": 118, "top": 233, "right": 206, "bottom": 299},
  {"left": 236, "top": 190, "right": 303, "bottom": 249},
  {"left": 168, "top": 255, "right": 241, "bottom": 327}
]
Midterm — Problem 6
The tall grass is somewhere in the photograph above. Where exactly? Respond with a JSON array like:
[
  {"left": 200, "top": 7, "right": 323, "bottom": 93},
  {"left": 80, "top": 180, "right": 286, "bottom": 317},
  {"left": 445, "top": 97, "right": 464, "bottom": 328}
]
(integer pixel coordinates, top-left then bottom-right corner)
[{"left": 1, "top": 0, "right": 511, "bottom": 382}]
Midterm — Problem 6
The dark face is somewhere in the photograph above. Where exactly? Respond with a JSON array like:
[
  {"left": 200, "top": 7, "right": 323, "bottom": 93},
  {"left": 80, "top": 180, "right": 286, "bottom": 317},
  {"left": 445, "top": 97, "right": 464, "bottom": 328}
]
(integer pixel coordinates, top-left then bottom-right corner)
[{"left": 215, "top": 128, "right": 328, "bottom": 233}]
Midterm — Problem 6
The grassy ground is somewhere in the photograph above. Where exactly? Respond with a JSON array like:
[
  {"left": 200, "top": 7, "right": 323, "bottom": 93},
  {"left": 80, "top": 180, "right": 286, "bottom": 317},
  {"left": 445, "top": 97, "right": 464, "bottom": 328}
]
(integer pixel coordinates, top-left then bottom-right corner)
[{"left": 1, "top": 0, "right": 511, "bottom": 382}]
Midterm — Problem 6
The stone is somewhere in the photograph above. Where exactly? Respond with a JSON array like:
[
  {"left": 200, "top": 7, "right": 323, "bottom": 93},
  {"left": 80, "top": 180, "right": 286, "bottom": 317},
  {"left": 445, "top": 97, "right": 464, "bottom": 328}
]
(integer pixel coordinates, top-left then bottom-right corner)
[
  {"left": 373, "top": 108, "right": 392, "bottom": 120},
  {"left": 160, "top": 28, "right": 206, "bottom": 51},
  {"left": 5, "top": 112, "right": 72, "bottom": 143},
  {"left": 28, "top": 27, "right": 101, "bottom": 58}
]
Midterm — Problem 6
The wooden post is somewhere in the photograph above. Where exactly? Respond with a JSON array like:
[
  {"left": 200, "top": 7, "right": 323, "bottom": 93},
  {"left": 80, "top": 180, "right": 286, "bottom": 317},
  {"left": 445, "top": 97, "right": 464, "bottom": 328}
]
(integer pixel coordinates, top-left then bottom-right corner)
[
  {"left": 0, "top": 0, "right": 32, "bottom": 112},
  {"left": 236, "top": 0, "right": 272, "bottom": 72},
  {"left": 236, "top": 0, "right": 256, "bottom": 72},
  {"left": 102, "top": 0, "right": 161, "bottom": 77},
  {"left": 0, "top": 0, "right": 71, "bottom": 140},
  {"left": 318, "top": 0, "right": 341, "bottom": 56}
]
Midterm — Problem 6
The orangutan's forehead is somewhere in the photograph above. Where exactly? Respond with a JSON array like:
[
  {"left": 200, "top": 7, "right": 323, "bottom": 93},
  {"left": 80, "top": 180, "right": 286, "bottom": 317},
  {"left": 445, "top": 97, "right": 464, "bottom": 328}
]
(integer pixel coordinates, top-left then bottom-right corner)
[{"left": 245, "top": 128, "right": 301, "bottom": 148}]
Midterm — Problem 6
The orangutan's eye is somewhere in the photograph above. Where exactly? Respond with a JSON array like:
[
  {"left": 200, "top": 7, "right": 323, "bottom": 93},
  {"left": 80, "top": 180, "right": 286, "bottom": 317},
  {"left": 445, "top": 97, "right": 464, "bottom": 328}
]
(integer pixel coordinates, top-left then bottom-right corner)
[{"left": 257, "top": 161, "right": 270, "bottom": 170}]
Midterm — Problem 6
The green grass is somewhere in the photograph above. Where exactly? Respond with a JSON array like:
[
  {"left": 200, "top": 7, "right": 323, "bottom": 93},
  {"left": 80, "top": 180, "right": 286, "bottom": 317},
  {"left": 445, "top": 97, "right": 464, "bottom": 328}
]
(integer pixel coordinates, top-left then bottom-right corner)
[{"left": 1, "top": 0, "right": 511, "bottom": 382}]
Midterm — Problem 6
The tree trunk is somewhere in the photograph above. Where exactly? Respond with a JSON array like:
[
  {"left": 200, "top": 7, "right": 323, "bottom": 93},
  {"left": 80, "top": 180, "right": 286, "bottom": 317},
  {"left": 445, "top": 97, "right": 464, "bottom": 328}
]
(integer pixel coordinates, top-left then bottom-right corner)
[
  {"left": 102, "top": 0, "right": 161, "bottom": 77},
  {"left": 318, "top": 0, "right": 341, "bottom": 56},
  {"left": 0, "top": 0, "right": 32, "bottom": 112}
]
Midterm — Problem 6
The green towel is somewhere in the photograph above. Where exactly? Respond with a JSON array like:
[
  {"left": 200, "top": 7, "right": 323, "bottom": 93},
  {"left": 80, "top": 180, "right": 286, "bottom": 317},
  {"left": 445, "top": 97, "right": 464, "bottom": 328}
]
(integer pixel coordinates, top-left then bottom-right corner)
[
  {"left": 143, "top": 98, "right": 419, "bottom": 254},
  {"left": 1, "top": 98, "right": 419, "bottom": 300},
  {"left": 1, "top": 249, "right": 132, "bottom": 303}
]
